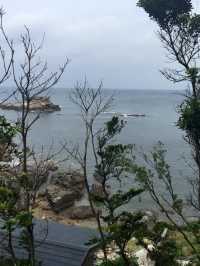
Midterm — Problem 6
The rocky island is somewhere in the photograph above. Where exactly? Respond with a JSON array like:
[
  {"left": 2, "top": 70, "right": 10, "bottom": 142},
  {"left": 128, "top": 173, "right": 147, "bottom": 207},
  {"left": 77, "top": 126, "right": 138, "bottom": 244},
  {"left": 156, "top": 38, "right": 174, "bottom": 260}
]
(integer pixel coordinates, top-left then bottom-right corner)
[{"left": 0, "top": 96, "right": 61, "bottom": 112}]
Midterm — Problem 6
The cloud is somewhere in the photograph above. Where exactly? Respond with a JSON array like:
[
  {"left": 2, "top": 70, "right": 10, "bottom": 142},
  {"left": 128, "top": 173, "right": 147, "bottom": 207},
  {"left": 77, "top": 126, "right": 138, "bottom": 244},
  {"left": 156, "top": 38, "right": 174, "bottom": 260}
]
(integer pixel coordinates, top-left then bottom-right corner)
[{"left": 0, "top": 0, "right": 183, "bottom": 89}]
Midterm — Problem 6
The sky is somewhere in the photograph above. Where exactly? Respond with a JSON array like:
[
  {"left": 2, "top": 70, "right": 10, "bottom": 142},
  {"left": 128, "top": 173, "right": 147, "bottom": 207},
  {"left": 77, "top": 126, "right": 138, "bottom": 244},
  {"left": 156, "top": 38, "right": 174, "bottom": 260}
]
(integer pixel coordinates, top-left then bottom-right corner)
[{"left": 0, "top": 0, "right": 200, "bottom": 90}]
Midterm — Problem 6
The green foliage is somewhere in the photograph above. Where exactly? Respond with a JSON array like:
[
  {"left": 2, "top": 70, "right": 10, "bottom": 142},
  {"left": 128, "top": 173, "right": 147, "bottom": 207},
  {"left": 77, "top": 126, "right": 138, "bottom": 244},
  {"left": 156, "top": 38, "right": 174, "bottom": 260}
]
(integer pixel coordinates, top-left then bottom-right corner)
[
  {"left": 0, "top": 186, "right": 19, "bottom": 236},
  {"left": 150, "top": 239, "right": 179, "bottom": 266},
  {"left": 134, "top": 219, "right": 180, "bottom": 266},
  {"left": 95, "top": 117, "right": 133, "bottom": 183},
  {"left": 107, "top": 211, "right": 145, "bottom": 246},
  {"left": 185, "top": 220, "right": 200, "bottom": 234},
  {"left": 137, "top": 0, "right": 192, "bottom": 28},
  {"left": 98, "top": 256, "right": 138, "bottom": 266},
  {"left": 177, "top": 98, "right": 200, "bottom": 139},
  {"left": 96, "top": 144, "right": 132, "bottom": 182},
  {"left": 0, "top": 116, "right": 36, "bottom": 265},
  {"left": 0, "top": 116, "right": 19, "bottom": 162},
  {"left": 137, "top": 0, "right": 200, "bottom": 264},
  {"left": 0, "top": 186, "right": 18, "bottom": 215},
  {"left": 133, "top": 142, "right": 183, "bottom": 213},
  {"left": 189, "top": 15, "right": 200, "bottom": 37},
  {"left": 150, "top": 142, "right": 170, "bottom": 180},
  {"left": 106, "top": 116, "right": 125, "bottom": 137},
  {"left": 107, "top": 189, "right": 144, "bottom": 210},
  {"left": 15, "top": 212, "right": 33, "bottom": 228},
  {"left": 0, "top": 116, "right": 18, "bottom": 144},
  {"left": 92, "top": 117, "right": 145, "bottom": 265}
]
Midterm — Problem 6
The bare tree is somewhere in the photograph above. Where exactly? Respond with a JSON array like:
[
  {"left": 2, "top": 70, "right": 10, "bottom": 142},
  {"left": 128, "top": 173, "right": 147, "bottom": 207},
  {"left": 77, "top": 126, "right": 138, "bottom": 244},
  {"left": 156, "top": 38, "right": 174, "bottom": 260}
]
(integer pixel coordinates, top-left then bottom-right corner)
[
  {"left": 0, "top": 7, "right": 69, "bottom": 266},
  {"left": 5, "top": 26, "right": 69, "bottom": 265},
  {"left": 11, "top": 27, "right": 68, "bottom": 173},
  {"left": 0, "top": 8, "right": 14, "bottom": 86},
  {"left": 26, "top": 143, "right": 66, "bottom": 206},
  {"left": 63, "top": 80, "right": 113, "bottom": 260}
]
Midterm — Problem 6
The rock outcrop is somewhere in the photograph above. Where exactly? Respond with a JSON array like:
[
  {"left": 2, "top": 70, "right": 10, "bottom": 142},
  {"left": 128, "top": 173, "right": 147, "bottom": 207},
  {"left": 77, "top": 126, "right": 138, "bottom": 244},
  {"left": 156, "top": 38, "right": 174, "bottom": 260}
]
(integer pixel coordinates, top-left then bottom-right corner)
[
  {"left": 51, "top": 171, "right": 85, "bottom": 196},
  {"left": 46, "top": 185, "right": 78, "bottom": 212},
  {"left": 90, "top": 183, "right": 108, "bottom": 199},
  {"left": 46, "top": 171, "right": 85, "bottom": 213},
  {"left": 70, "top": 205, "right": 95, "bottom": 220},
  {"left": 0, "top": 96, "right": 61, "bottom": 112}
]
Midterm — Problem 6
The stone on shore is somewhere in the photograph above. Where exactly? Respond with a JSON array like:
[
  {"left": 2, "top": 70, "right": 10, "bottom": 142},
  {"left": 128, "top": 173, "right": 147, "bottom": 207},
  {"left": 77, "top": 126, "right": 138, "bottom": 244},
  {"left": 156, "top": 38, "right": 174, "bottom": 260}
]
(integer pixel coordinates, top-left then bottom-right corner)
[
  {"left": 90, "top": 183, "right": 109, "bottom": 199},
  {"left": 51, "top": 171, "right": 85, "bottom": 198},
  {"left": 46, "top": 170, "right": 85, "bottom": 213},
  {"left": 70, "top": 205, "right": 95, "bottom": 220},
  {"left": 46, "top": 185, "right": 77, "bottom": 212}
]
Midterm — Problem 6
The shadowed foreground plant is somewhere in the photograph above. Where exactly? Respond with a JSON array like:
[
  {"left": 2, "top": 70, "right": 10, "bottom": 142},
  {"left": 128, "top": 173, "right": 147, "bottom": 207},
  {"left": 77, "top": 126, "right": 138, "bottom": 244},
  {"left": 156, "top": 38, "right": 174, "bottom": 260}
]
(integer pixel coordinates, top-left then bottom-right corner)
[
  {"left": 0, "top": 8, "right": 67, "bottom": 265},
  {"left": 132, "top": 142, "right": 200, "bottom": 264}
]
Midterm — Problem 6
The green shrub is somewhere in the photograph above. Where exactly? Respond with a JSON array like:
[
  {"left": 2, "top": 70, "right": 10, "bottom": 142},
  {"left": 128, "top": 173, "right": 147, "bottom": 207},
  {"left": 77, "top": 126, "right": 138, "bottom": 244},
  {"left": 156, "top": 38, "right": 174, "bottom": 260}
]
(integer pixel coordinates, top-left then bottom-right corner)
[{"left": 150, "top": 239, "right": 179, "bottom": 266}]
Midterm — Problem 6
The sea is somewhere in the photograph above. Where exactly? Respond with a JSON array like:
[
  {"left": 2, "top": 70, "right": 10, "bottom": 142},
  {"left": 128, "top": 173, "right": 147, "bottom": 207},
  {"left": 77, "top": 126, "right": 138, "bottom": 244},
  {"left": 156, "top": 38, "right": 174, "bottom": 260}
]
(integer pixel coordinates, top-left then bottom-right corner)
[{"left": 0, "top": 88, "right": 193, "bottom": 210}]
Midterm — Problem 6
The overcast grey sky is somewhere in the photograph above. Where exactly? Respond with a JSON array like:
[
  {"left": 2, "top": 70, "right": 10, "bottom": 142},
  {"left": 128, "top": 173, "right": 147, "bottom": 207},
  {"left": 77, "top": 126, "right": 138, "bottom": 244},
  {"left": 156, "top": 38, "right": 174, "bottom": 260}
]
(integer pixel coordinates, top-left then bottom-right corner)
[{"left": 1, "top": 0, "right": 200, "bottom": 89}]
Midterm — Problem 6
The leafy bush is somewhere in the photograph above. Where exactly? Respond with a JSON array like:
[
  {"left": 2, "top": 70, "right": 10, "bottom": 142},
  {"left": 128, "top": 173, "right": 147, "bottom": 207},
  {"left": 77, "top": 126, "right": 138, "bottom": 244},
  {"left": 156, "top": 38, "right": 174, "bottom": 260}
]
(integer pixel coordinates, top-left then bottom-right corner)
[
  {"left": 150, "top": 239, "right": 179, "bottom": 266},
  {"left": 177, "top": 98, "right": 200, "bottom": 141}
]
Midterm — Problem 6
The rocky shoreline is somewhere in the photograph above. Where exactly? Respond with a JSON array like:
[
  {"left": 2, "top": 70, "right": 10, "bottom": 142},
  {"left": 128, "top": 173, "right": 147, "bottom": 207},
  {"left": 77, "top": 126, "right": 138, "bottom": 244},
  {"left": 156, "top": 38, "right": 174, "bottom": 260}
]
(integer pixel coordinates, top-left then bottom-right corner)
[
  {"left": 2, "top": 158, "right": 197, "bottom": 230},
  {"left": 33, "top": 168, "right": 98, "bottom": 228},
  {"left": 0, "top": 155, "right": 97, "bottom": 227},
  {"left": 0, "top": 96, "right": 61, "bottom": 112},
  {"left": 34, "top": 197, "right": 97, "bottom": 228},
  {"left": 0, "top": 158, "right": 192, "bottom": 265}
]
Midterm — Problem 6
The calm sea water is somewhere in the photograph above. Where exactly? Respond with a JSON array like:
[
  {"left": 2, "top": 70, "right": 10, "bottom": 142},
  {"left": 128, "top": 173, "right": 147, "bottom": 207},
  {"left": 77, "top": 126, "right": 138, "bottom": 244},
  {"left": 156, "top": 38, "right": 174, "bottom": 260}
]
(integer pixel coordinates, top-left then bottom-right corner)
[{"left": 0, "top": 88, "right": 193, "bottom": 209}]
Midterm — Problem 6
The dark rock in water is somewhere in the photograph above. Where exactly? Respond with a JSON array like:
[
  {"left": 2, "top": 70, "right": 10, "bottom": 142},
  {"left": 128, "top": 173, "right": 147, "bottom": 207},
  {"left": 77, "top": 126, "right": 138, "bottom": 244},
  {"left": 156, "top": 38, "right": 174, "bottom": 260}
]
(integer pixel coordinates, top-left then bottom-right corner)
[
  {"left": 70, "top": 205, "right": 95, "bottom": 219},
  {"left": 46, "top": 185, "right": 77, "bottom": 212},
  {"left": 0, "top": 96, "right": 61, "bottom": 112}
]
